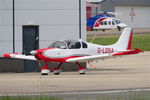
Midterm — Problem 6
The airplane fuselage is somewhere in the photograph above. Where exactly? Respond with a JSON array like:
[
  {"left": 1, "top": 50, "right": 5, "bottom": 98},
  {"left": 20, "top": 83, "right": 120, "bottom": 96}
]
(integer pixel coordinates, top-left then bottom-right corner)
[{"left": 34, "top": 42, "right": 117, "bottom": 62}]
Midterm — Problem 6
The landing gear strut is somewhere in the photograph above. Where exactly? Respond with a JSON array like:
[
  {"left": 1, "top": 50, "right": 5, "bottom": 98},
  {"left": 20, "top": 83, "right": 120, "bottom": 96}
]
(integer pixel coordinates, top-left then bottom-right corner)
[
  {"left": 76, "top": 62, "right": 87, "bottom": 74},
  {"left": 51, "top": 63, "right": 62, "bottom": 75}
]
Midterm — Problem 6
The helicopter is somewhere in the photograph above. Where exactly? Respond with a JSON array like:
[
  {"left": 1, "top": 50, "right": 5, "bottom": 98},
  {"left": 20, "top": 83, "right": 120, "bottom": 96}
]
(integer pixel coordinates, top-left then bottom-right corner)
[{"left": 87, "top": 11, "right": 127, "bottom": 31}]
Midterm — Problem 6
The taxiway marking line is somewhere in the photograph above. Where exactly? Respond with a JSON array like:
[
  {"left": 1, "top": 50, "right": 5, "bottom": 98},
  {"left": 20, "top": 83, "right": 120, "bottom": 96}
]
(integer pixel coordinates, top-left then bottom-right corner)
[{"left": 0, "top": 88, "right": 150, "bottom": 96}]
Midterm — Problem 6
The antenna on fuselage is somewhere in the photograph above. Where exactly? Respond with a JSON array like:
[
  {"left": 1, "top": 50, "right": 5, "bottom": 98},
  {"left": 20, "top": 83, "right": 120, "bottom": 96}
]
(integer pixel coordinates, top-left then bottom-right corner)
[{"left": 90, "top": 34, "right": 97, "bottom": 43}]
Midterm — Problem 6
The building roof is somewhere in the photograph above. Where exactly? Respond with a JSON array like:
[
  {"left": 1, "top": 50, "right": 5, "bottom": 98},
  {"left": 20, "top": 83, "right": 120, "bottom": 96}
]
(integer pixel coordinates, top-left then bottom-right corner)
[
  {"left": 86, "top": 0, "right": 105, "bottom": 3},
  {"left": 100, "top": 0, "right": 150, "bottom": 12},
  {"left": 112, "top": 0, "right": 150, "bottom": 6},
  {"left": 86, "top": 2, "right": 98, "bottom": 7}
]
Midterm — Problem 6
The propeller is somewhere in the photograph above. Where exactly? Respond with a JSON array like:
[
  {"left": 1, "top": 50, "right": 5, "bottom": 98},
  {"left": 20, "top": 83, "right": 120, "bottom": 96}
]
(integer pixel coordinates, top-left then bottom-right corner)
[
  {"left": 86, "top": 0, "right": 105, "bottom": 3},
  {"left": 30, "top": 50, "right": 37, "bottom": 55}
]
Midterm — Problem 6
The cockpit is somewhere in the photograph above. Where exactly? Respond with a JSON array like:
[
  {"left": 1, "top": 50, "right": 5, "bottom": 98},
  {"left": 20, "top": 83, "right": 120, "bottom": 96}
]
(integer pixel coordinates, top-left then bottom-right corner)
[{"left": 49, "top": 40, "right": 88, "bottom": 49}]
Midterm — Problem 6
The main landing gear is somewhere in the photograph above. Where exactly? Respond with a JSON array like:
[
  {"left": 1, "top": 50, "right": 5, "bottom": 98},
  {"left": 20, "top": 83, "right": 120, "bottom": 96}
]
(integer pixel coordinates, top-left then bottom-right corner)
[
  {"left": 51, "top": 63, "right": 62, "bottom": 75},
  {"left": 76, "top": 62, "right": 87, "bottom": 74},
  {"left": 40, "top": 62, "right": 87, "bottom": 75}
]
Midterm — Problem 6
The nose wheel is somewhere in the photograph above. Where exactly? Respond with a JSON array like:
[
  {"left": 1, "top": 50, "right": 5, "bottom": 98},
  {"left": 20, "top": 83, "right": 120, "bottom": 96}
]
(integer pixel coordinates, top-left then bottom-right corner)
[
  {"left": 41, "top": 63, "right": 50, "bottom": 75},
  {"left": 53, "top": 69, "right": 62, "bottom": 75},
  {"left": 78, "top": 67, "right": 87, "bottom": 74}
]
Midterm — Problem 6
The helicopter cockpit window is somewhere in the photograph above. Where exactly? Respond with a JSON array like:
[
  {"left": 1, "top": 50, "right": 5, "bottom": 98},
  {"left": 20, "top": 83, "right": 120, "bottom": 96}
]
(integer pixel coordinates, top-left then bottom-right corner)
[
  {"left": 49, "top": 41, "right": 67, "bottom": 49},
  {"left": 115, "top": 20, "right": 121, "bottom": 24},
  {"left": 65, "top": 40, "right": 81, "bottom": 49}
]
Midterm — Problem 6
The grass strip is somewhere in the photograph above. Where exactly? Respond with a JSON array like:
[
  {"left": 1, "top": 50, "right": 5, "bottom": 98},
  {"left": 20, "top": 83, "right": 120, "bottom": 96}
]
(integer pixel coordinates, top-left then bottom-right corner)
[{"left": 87, "top": 34, "right": 150, "bottom": 51}]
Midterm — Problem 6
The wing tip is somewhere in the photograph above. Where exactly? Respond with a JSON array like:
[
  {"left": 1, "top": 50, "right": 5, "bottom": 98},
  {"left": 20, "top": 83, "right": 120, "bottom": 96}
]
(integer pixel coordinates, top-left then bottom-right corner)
[{"left": 3, "top": 53, "right": 18, "bottom": 58}]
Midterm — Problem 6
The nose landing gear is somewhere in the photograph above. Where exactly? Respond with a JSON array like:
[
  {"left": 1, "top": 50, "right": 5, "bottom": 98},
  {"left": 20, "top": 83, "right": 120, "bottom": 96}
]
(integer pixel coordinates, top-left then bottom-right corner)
[{"left": 41, "top": 63, "right": 50, "bottom": 75}]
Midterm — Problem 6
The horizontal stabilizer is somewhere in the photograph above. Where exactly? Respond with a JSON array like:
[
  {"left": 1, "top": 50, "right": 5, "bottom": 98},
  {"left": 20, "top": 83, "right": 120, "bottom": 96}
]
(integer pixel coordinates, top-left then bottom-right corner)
[{"left": 112, "top": 48, "right": 144, "bottom": 56}]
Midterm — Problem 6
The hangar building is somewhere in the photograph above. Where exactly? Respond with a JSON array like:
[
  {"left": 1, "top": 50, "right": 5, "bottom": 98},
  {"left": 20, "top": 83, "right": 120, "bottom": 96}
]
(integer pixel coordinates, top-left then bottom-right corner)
[
  {"left": 0, "top": 0, "right": 86, "bottom": 72},
  {"left": 88, "top": 0, "right": 150, "bottom": 28},
  {"left": 0, "top": 0, "right": 86, "bottom": 56}
]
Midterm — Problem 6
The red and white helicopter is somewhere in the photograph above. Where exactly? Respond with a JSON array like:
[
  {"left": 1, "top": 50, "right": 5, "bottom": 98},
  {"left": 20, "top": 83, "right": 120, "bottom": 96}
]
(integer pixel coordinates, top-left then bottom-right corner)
[
  {"left": 87, "top": 12, "right": 127, "bottom": 31},
  {"left": 93, "top": 17, "right": 127, "bottom": 31},
  {"left": 3, "top": 28, "right": 143, "bottom": 75}
]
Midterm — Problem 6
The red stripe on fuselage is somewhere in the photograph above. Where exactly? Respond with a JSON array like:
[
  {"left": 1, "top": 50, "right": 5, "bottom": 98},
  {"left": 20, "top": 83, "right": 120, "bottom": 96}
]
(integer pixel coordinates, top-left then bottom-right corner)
[
  {"left": 35, "top": 52, "right": 82, "bottom": 62},
  {"left": 35, "top": 47, "right": 82, "bottom": 62}
]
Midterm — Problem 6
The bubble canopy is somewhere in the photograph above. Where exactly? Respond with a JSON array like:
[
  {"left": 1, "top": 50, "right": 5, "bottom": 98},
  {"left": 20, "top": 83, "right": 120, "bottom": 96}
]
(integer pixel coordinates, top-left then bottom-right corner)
[{"left": 49, "top": 40, "right": 87, "bottom": 49}]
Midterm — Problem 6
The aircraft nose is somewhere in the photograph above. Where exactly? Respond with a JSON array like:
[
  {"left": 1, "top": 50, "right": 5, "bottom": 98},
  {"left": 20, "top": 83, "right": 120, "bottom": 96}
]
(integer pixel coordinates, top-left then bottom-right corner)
[
  {"left": 30, "top": 50, "right": 37, "bottom": 55},
  {"left": 118, "top": 23, "right": 127, "bottom": 28},
  {"left": 122, "top": 23, "right": 127, "bottom": 27}
]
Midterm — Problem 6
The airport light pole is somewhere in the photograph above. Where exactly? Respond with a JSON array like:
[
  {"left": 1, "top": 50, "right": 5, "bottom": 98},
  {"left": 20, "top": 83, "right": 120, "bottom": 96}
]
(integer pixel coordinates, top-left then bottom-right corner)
[
  {"left": 12, "top": 0, "right": 15, "bottom": 53},
  {"left": 79, "top": 0, "right": 82, "bottom": 39},
  {"left": 95, "top": 2, "right": 98, "bottom": 15}
]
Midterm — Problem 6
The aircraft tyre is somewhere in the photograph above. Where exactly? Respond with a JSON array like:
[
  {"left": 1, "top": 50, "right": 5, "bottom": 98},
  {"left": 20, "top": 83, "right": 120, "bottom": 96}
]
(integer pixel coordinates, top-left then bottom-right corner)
[
  {"left": 79, "top": 69, "right": 87, "bottom": 74},
  {"left": 41, "top": 69, "right": 50, "bottom": 75},
  {"left": 53, "top": 69, "right": 61, "bottom": 75},
  {"left": 117, "top": 26, "right": 121, "bottom": 31},
  {"left": 41, "top": 73, "right": 48, "bottom": 75}
]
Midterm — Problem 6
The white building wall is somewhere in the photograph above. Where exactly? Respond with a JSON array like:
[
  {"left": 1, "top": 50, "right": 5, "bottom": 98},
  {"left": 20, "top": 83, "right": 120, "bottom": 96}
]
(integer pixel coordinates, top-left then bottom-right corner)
[
  {"left": 0, "top": 0, "right": 86, "bottom": 56},
  {"left": 0, "top": 0, "right": 13, "bottom": 56},
  {"left": 115, "top": 6, "right": 150, "bottom": 28}
]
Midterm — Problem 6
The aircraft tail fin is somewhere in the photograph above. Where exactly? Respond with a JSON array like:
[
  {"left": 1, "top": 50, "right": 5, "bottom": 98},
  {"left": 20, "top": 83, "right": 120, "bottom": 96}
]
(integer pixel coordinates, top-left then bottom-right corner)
[{"left": 113, "top": 28, "right": 133, "bottom": 50}]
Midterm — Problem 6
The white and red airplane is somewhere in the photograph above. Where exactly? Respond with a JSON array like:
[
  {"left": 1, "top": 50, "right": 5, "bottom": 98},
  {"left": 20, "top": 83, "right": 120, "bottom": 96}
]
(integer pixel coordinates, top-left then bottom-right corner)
[{"left": 3, "top": 28, "right": 143, "bottom": 75}]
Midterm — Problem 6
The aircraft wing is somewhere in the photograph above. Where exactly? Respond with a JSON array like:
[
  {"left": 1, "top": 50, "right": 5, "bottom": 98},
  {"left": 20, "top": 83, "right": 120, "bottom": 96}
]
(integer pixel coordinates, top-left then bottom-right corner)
[
  {"left": 3, "top": 53, "right": 37, "bottom": 60},
  {"left": 3, "top": 48, "right": 143, "bottom": 62},
  {"left": 66, "top": 54, "right": 113, "bottom": 62},
  {"left": 66, "top": 48, "right": 143, "bottom": 62}
]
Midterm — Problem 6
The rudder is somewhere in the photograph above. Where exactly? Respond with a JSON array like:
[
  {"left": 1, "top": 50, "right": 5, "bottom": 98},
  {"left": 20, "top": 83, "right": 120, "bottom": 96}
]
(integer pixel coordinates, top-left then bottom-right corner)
[{"left": 113, "top": 28, "right": 133, "bottom": 50}]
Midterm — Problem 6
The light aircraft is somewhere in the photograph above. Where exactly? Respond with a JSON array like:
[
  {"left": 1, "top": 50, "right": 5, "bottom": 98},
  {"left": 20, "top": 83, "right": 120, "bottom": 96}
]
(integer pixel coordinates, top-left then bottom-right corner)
[
  {"left": 87, "top": 13, "right": 127, "bottom": 31},
  {"left": 3, "top": 28, "right": 143, "bottom": 75}
]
